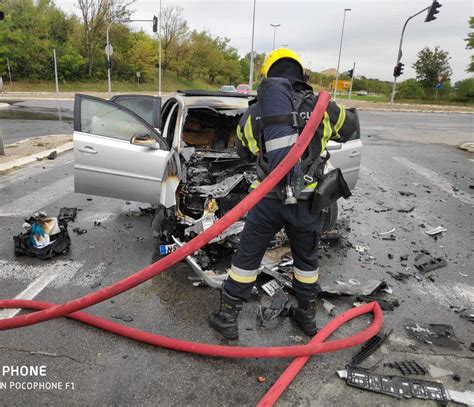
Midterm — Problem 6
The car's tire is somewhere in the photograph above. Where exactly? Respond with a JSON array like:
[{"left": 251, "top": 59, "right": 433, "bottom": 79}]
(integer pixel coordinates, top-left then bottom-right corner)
[{"left": 320, "top": 201, "right": 338, "bottom": 233}]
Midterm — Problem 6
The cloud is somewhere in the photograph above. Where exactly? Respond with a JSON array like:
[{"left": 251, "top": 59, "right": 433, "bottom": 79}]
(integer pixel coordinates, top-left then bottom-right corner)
[{"left": 57, "top": 0, "right": 473, "bottom": 82}]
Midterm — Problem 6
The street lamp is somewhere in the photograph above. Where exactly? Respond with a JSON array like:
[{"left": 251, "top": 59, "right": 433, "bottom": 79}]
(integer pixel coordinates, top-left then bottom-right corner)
[
  {"left": 270, "top": 23, "right": 281, "bottom": 50},
  {"left": 248, "top": 0, "right": 256, "bottom": 91},
  {"left": 333, "top": 8, "right": 351, "bottom": 100},
  {"left": 389, "top": 1, "right": 442, "bottom": 105}
]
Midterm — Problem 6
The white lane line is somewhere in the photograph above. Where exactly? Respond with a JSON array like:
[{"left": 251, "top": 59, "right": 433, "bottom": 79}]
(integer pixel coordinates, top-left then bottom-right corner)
[
  {"left": 0, "top": 176, "right": 74, "bottom": 217},
  {"left": 0, "top": 157, "right": 74, "bottom": 191},
  {"left": 0, "top": 261, "right": 82, "bottom": 319},
  {"left": 393, "top": 157, "right": 474, "bottom": 206}
]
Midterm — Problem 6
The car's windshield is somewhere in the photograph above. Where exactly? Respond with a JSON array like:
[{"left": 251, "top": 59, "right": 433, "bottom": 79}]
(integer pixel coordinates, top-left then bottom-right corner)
[
  {"left": 236, "top": 85, "right": 249, "bottom": 90},
  {"left": 221, "top": 86, "right": 235, "bottom": 91}
]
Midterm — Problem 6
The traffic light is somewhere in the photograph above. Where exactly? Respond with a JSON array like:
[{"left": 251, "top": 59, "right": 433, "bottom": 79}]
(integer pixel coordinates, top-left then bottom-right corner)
[
  {"left": 0, "top": 11, "right": 4, "bottom": 21},
  {"left": 348, "top": 69, "right": 354, "bottom": 78},
  {"left": 153, "top": 15, "right": 158, "bottom": 33},
  {"left": 393, "top": 62, "right": 404, "bottom": 77},
  {"left": 425, "top": 1, "right": 442, "bottom": 22},
  {"left": 106, "top": 59, "right": 112, "bottom": 70}
]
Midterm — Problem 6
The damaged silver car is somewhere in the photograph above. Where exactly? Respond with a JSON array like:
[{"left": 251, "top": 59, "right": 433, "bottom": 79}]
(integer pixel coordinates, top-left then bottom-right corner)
[{"left": 73, "top": 91, "right": 362, "bottom": 271}]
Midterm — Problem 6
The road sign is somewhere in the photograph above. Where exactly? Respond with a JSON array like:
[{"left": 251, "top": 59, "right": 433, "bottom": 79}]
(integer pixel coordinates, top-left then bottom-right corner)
[
  {"left": 136, "top": 71, "right": 141, "bottom": 78},
  {"left": 105, "top": 44, "right": 113, "bottom": 57},
  {"left": 435, "top": 83, "right": 442, "bottom": 89},
  {"left": 332, "top": 80, "right": 350, "bottom": 91}
]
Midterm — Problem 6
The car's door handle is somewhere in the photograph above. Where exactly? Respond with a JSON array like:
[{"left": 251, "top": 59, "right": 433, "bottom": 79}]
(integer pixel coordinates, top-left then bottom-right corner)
[
  {"left": 349, "top": 151, "right": 361, "bottom": 158},
  {"left": 78, "top": 146, "right": 98, "bottom": 154}
]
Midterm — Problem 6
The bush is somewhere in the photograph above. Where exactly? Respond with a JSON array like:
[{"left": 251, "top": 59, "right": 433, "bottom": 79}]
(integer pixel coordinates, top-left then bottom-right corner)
[
  {"left": 396, "top": 79, "right": 426, "bottom": 99},
  {"left": 453, "top": 78, "right": 474, "bottom": 103}
]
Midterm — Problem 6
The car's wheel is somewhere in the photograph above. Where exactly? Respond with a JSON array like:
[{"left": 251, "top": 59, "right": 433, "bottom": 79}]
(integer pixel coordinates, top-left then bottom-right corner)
[{"left": 320, "top": 201, "right": 338, "bottom": 233}]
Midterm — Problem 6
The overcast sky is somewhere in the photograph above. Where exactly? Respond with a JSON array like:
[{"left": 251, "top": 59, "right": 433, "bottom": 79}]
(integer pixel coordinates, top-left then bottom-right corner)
[{"left": 58, "top": 0, "right": 473, "bottom": 82}]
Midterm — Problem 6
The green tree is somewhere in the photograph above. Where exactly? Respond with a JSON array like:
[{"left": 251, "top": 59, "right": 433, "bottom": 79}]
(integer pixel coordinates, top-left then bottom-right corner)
[
  {"left": 412, "top": 46, "right": 452, "bottom": 91},
  {"left": 75, "top": 0, "right": 134, "bottom": 77},
  {"left": 160, "top": 5, "right": 188, "bottom": 71},
  {"left": 465, "top": 17, "right": 474, "bottom": 73}
]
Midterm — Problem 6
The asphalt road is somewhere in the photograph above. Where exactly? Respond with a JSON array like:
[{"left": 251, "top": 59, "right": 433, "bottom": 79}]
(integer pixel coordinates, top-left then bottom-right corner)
[
  {"left": 0, "top": 110, "right": 473, "bottom": 406},
  {"left": 0, "top": 100, "right": 73, "bottom": 144}
]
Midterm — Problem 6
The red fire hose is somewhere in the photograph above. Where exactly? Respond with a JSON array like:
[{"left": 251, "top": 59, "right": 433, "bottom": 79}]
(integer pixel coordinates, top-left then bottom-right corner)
[{"left": 0, "top": 91, "right": 384, "bottom": 405}]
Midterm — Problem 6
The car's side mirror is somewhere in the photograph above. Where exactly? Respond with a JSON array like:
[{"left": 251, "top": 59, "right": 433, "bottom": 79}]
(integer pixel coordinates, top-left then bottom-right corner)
[{"left": 130, "top": 134, "right": 160, "bottom": 149}]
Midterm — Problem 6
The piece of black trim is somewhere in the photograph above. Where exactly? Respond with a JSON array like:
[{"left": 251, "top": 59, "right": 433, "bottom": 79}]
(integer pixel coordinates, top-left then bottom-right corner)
[
  {"left": 384, "top": 361, "right": 426, "bottom": 376},
  {"left": 350, "top": 330, "right": 392, "bottom": 366}
]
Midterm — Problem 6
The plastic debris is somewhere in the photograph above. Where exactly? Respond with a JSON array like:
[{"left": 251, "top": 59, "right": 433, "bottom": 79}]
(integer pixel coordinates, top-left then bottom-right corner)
[
  {"left": 384, "top": 361, "right": 426, "bottom": 376},
  {"left": 111, "top": 314, "right": 134, "bottom": 322},
  {"left": 414, "top": 253, "right": 447, "bottom": 274},
  {"left": 344, "top": 366, "right": 448, "bottom": 403},
  {"left": 355, "top": 245, "right": 368, "bottom": 254},
  {"left": 404, "top": 320, "right": 461, "bottom": 350},
  {"left": 398, "top": 206, "right": 415, "bottom": 213},
  {"left": 425, "top": 226, "right": 447, "bottom": 236},
  {"left": 322, "top": 299, "right": 336, "bottom": 316},
  {"left": 350, "top": 330, "right": 392, "bottom": 365},
  {"left": 13, "top": 213, "right": 71, "bottom": 260},
  {"left": 428, "top": 364, "right": 453, "bottom": 379},
  {"left": 257, "top": 376, "right": 266, "bottom": 383},
  {"left": 261, "top": 279, "right": 283, "bottom": 297},
  {"left": 257, "top": 288, "right": 288, "bottom": 326},
  {"left": 399, "top": 191, "right": 416, "bottom": 197},
  {"left": 72, "top": 227, "right": 87, "bottom": 235},
  {"left": 322, "top": 280, "right": 388, "bottom": 297},
  {"left": 378, "top": 228, "right": 395, "bottom": 236},
  {"left": 58, "top": 207, "right": 77, "bottom": 222},
  {"left": 447, "top": 389, "right": 474, "bottom": 406},
  {"left": 47, "top": 150, "right": 58, "bottom": 160}
]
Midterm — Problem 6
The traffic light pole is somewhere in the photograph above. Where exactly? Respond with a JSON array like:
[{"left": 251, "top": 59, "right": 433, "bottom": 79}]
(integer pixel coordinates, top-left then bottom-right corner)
[
  {"left": 106, "top": 21, "right": 114, "bottom": 95},
  {"left": 390, "top": 6, "right": 430, "bottom": 106},
  {"left": 348, "top": 61, "right": 356, "bottom": 100}
]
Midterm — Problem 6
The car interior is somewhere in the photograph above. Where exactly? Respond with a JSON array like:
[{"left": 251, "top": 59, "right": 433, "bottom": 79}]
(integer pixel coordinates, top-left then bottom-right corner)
[{"left": 182, "top": 108, "right": 244, "bottom": 151}]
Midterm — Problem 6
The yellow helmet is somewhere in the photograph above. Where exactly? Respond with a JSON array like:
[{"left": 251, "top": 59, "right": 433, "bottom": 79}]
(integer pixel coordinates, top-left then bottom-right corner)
[{"left": 260, "top": 48, "right": 304, "bottom": 78}]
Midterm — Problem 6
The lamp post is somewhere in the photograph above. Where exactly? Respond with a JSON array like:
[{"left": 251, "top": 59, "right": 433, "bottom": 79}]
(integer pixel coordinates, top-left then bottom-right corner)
[
  {"left": 158, "top": 0, "right": 162, "bottom": 96},
  {"left": 389, "top": 1, "right": 442, "bottom": 105},
  {"left": 106, "top": 21, "right": 116, "bottom": 95},
  {"left": 333, "top": 8, "right": 351, "bottom": 100},
  {"left": 248, "top": 0, "right": 256, "bottom": 91},
  {"left": 270, "top": 23, "right": 281, "bottom": 50}
]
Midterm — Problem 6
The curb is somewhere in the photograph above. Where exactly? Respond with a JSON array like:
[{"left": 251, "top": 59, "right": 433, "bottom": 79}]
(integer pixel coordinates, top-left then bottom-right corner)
[
  {"left": 355, "top": 107, "right": 474, "bottom": 114},
  {"left": 0, "top": 141, "right": 73, "bottom": 174}
]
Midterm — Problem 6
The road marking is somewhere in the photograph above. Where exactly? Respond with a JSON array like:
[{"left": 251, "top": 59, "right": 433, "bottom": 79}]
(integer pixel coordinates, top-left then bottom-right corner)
[
  {"left": 393, "top": 157, "right": 474, "bottom": 206},
  {"left": 0, "top": 156, "right": 74, "bottom": 191},
  {"left": 0, "top": 260, "right": 83, "bottom": 319},
  {"left": 0, "top": 176, "right": 74, "bottom": 217}
]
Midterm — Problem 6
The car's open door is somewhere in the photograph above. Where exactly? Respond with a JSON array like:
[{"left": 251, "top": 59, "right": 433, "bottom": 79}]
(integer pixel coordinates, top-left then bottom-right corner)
[
  {"left": 326, "top": 108, "right": 362, "bottom": 190},
  {"left": 109, "top": 94, "right": 162, "bottom": 129},
  {"left": 73, "top": 94, "right": 170, "bottom": 204}
]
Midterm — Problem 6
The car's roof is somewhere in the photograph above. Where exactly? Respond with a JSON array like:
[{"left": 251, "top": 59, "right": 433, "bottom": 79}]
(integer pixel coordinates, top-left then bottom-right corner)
[{"left": 176, "top": 90, "right": 252, "bottom": 109}]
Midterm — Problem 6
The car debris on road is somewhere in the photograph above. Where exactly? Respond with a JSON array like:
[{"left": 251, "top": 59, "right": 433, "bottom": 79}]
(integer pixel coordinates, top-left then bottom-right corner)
[{"left": 13, "top": 212, "right": 71, "bottom": 260}]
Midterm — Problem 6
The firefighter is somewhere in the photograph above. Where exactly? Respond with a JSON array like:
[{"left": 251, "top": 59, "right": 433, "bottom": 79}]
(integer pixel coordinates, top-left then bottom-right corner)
[{"left": 208, "top": 48, "right": 359, "bottom": 339}]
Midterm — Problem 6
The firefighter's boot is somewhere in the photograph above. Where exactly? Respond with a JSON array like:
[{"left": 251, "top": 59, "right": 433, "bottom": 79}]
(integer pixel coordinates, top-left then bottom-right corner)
[
  {"left": 290, "top": 296, "right": 318, "bottom": 336},
  {"left": 207, "top": 289, "right": 243, "bottom": 340}
]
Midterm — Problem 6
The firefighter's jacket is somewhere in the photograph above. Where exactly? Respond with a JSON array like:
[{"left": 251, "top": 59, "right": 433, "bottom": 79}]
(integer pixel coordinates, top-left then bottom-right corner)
[{"left": 236, "top": 77, "right": 359, "bottom": 200}]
